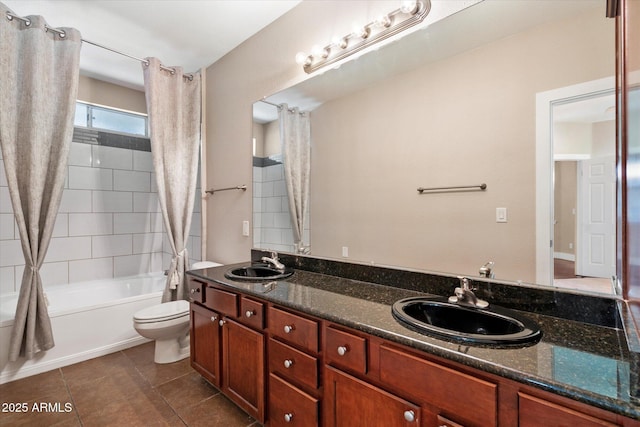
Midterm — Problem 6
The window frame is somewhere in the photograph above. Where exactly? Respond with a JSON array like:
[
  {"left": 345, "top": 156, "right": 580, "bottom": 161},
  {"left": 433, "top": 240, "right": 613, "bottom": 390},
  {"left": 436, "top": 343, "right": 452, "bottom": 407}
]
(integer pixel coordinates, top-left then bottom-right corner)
[{"left": 75, "top": 101, "right": 149, "bottom": 137}]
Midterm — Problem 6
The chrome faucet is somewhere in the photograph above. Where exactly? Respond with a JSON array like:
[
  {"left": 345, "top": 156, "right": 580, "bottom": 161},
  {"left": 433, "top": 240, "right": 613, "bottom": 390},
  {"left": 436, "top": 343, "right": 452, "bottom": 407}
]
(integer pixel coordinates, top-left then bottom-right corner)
[
  {"left": 261, "top": 251, "right": 285, "bottom": 271},
  {"left": 479, "top": 261, "right": 495, "bottom": 278},
  {"left": 448, "top": 276, "right": 489, "bottom": 309}
]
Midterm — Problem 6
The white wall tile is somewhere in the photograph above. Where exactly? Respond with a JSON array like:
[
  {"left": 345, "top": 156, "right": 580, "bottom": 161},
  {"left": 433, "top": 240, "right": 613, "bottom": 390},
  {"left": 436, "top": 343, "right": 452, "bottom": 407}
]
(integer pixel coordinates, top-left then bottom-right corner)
[
  {"left": 59, "top": 189, "right": 92, "bottom": 213},
  {"left": 68, "top": 143, "right": 92, "bottom": 167},
  {"left": 190, "top": 213, "right": 201, "bottom": 237},
  {"left": 47, "top": 236, "right": 92, "bottom": 262},
  {"left": 92, "top": 191, "right": 132, "bottom": 213},
  {"left": 0, "top": 214, "right": 15, "bottom": 240},
  {"left": 0, "top": 187, "right": 12, "bottom": 213},
  {"left": 0, "top": 239, "right": 23, "bottom": 267},
  {"left": 69, "top": 257, "right": 113, "bottom": 283},
  {"left": 150, "top": 252, "right": 164, "bottom": 273},
  {"left": 113, "top": 170, "right": 150, "bottom": 192},
  {"left": 150, "top": 172, "right": 158, "bottom": 193},
  {"left": 133, "top": 232, "right": 163, "bottom": 254},
  {"left": 40, "top": 261, "right": 69, "bottom": 287},
  {"left": 133, "top": 192, "right": 159, "bottom": 213},
  {"left": 52, "top": 213, "right": 69, "bottom": 238},
  {"left": 0, "top": 161, "right": 7, "bottom": 187},
  {"left": 68, "top": 166, "right": 112, "bottom": 190},
  {"left": 133, "top": 151, "right": 153, "bottom": 172},
  {"left": 69, "top": 213, "right": 113, "bottom": 236},
  {"left": 114, "top": 253, "right": 151, "bottom": 277},
  {"left": 150, "top": 211, "right": 165, "bottom": 233},
  {"left": 114, "top": 213, "right": 150, "bottom": 234},
  {"left": 93, "top": 145, "right": 133, "bottom": 170},
  {"left": 92, "top": 234, "right": 131, "bottom": 258},
  {"left": 189, "top": 236, "right": 202, "bottom": 261},
  {"left": 0, "top": 266, "right": 15, "bottom": 295}
]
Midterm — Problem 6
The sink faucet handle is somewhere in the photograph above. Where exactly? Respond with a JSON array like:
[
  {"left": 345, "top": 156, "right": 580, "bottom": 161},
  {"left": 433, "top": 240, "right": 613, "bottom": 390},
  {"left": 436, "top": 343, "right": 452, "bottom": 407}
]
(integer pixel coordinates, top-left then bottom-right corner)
[{"left": 457, "top": 276, "right": 471, "bottom": 290}]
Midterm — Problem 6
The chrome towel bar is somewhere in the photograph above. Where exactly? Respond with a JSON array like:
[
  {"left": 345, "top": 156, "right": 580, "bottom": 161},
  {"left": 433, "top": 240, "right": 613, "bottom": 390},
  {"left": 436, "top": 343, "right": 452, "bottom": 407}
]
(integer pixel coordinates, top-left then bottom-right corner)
[
  {"left": 417, "top": 183, "right": 487, "bottom": 194},
  {"left": 205, "top": 185, "right": 247, "bottom": 195}
]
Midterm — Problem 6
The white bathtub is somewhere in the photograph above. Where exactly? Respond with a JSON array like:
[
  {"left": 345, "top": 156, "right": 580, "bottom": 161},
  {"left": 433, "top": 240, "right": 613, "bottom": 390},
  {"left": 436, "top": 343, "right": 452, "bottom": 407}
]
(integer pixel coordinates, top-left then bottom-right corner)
[{"left": 0, "top": 272, "right": 166, "bottom": 384}]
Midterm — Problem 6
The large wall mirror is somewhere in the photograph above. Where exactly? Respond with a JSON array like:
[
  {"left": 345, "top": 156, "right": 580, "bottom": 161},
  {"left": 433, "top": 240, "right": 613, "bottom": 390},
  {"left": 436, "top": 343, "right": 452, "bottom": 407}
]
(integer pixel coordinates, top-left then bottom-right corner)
[{"left": 252, "top": 0, "right": 617, "bottom": 296}]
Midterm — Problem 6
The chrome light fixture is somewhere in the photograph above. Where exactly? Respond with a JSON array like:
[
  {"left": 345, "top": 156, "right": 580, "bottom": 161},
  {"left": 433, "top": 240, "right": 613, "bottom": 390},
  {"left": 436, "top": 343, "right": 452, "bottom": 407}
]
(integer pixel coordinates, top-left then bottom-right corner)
[{"left": 296, "top": 0, "right": 431, "bottom": 74}]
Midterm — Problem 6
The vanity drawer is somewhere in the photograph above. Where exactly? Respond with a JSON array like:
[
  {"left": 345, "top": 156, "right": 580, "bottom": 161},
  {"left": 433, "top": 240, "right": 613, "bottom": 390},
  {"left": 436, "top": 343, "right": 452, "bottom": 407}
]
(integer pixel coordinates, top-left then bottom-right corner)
[
  {"left": 204, "top": 287, "right": 238, "bottom": 317},
  {"left": 518, "top": 393, "right": 618, "bottom": 427},
  {"left": 269, "top": 338, "right": 318, "bottom": 390},
  {"left": 324, "top": 326, "right": 367, "bottom": 375},
  {"left": 269, "top": 307, "right": 319, "bottom": 353},
  {"left": 268, "top": 373, "right": 318, "bottom": 427},
  {"left": 240, "top": 297, "right": 264, "bottom": 330},
  {"left": 378, "top": 344, "right": 497, "bottom": 427},
  {"left": 187, "top": 279, "right": 205, "bottom": 304}
]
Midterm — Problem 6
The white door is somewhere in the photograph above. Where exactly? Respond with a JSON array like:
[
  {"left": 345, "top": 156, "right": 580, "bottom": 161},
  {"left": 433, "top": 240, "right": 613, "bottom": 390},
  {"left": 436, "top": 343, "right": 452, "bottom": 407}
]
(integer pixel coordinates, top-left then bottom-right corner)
[{"left": 576, "top": 156, "right": 615, "bottom": 278}]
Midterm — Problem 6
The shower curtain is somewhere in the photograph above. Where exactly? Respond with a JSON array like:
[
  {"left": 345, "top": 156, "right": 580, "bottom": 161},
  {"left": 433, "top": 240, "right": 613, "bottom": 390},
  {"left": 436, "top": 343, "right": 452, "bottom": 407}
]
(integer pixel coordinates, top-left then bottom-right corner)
[
  {"left": 279, "top": 105, "right": 311, "bottom": 254},
  {"left": 0, "top": 5, "right": 82, "bottom": 360},
  {"left": 143, "top": 57, "right": 201, "bottom": 302}
]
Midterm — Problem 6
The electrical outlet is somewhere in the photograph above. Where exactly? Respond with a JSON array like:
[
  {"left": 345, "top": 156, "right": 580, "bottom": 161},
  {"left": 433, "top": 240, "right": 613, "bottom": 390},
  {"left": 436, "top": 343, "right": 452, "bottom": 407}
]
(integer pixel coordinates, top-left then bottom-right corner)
[
  {"left": 496, "top": 207, "right": 508, "bottom": 223},
  {"left": 342, "top": 246, "right": 349, "bottom": 257},
  {"left": 242, "top": 220, "right": 250, "bottom": 236}
]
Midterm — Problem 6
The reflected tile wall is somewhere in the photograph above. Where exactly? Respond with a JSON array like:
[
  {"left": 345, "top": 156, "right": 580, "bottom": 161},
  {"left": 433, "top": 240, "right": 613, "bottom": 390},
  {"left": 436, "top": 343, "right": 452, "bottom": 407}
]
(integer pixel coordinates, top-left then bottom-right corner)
[{"left": 0, "top": 129, "right": 201, "bottom": 294}]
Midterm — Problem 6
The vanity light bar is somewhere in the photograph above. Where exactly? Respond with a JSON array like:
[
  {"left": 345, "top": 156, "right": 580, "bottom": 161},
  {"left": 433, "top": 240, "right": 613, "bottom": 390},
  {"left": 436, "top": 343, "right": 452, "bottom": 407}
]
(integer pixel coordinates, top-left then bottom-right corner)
[{"left": 296, "top": 0, "right": 431, "bottom": 74}]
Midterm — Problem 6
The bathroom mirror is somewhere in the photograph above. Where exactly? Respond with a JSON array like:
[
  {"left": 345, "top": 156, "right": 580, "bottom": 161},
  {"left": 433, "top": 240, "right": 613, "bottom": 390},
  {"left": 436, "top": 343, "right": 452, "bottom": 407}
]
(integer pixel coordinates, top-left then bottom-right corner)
[{"left": 252, "top": 0, "right": 617, "bottom": 295}]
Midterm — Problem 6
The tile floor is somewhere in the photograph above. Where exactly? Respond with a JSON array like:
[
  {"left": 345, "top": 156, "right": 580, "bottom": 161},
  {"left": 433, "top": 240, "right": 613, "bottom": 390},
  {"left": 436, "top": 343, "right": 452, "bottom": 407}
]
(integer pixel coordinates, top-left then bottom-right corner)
[{"left": 0, "top": 342, "right": 260, "bottom": 427}]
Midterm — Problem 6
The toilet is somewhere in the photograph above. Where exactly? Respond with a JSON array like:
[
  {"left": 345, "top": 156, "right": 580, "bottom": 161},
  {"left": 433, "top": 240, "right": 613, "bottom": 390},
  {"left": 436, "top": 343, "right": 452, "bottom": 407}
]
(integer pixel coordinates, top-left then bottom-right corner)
[{"left": 133, "top": 261, "right": 223, "bottom": 364}]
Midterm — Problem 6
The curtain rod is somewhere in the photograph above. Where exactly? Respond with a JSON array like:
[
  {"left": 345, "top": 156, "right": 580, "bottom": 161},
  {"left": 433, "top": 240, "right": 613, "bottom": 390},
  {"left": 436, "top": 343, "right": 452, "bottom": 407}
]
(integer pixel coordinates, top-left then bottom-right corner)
[
  {"left": 259, "top": 99, "right": 307, "bottom": 115},
  {"left": 5, "top": 10, "right": 194, "bottom": 81}
]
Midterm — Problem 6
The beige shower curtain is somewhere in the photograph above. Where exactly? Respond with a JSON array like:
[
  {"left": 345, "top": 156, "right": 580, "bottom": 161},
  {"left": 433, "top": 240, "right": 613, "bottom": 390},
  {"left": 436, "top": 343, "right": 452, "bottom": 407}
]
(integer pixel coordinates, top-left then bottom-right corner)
[
  {"left": 143, "top": 57, "right": 201, "bottom": 302},
  {"left": 0, "top": 4, "right": 82, "bottom": 360},
  {"left": 279, "top": 104, "right": 311, "bottom": 254}
]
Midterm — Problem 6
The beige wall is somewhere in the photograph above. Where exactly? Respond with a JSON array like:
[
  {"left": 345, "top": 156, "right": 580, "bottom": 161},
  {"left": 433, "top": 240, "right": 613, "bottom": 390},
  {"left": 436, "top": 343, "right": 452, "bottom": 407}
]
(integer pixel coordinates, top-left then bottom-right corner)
[
  {"left": 204, "top": 1, "right": 613, "bottom": 280},
  {"left": 78, "top": 75, "right": 146, "bottom": 114},
  {"left": 554, "top": 161, "right": 577, "bottom": 258}
]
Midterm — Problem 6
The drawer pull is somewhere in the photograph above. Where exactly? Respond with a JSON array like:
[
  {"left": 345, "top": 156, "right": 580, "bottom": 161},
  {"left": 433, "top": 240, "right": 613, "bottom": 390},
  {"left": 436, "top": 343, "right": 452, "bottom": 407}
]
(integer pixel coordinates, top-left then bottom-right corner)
[
  {"left": 284, "top": 413, "right": 293, "bottom": 422},
  {"left": 190, "top": 288, "right": 200, "bottom": 294},
  {"left": 219, "top": 319, "right": 226, "bottom": 326},
  {"left": 210, "top": 315, "right": 218, "bottom": 322},
  {"left": 337, "top": 346, "right": 348, "bottom": 356},
  {"left": 245, "top": 310, "right": 255, "bottom": 318},
  {"left": 283, "top": 359, "right": 294, "bottom": 368},
  {"left": 284, "top": 324, "right": 295, "bottom": 334},
  {"left": 404, "top": 410, "right": 416, "bottom": 422}
]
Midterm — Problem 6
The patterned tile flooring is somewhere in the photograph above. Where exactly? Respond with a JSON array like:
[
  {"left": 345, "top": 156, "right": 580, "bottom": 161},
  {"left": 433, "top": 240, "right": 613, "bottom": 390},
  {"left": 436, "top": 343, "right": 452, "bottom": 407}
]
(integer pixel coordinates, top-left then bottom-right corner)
[{"left": 0, "top": 342, "right": 260, "bottom": 427}]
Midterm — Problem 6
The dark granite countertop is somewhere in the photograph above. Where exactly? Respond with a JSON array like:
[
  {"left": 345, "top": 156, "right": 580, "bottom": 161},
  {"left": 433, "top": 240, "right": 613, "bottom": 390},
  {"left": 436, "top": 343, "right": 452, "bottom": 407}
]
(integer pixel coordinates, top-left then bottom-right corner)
[{"left": 187, "top": 263, "right": 640, "bottom": 420}]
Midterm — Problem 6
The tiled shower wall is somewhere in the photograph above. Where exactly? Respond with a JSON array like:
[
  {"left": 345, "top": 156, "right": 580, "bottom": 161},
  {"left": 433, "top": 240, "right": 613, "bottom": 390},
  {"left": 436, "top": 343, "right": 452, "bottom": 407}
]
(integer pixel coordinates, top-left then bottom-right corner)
[
  {"left": 0, "top": 129, "right": 201, "bottom": 295},
  {"left": 252, "top": 159, "right": 309, "bottom": 253}
]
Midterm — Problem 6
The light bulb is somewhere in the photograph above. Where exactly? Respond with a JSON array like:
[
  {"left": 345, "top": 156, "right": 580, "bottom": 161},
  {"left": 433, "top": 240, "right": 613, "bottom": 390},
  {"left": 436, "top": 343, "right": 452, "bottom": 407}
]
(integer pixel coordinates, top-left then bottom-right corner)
[
  {"left": 312, "top": 45, "right": 330, "bottom": 59},
  {"left": 295, "top": 52, "right": 312, "bottom": 66},
  {"left": 332, "top": 36, "right": 348, "bottom": 49},
  {"left": 400, "top": 0, "right": 419, "bottom": 14},
  {"left": 375, "top": 14, "right": 392, "bottom": 28}
]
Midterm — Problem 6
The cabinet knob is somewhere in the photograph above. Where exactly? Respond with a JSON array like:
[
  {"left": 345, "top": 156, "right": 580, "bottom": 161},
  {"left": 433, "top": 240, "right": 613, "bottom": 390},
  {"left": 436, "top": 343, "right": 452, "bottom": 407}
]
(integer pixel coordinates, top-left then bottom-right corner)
[
  {"left": 404, "top": 410, "right": 416, "bottom": 422},
  {"left": 190, "top": 288, "right": 200, "bottom": 294},
  {"left": 210, "top": 315, "right": 218, "bottom": 322},
  {"left": 337, "top": 346, "right": 348, "bottom": 356},
  {"left": 284, "top": 413, "right": 293, "bottom": 423},
  {"left": 219, "top": 319, "right": 226, "bottom": 326},
  {"left": 245, "top": 310, "right": 255, "bottom": 318},
  {"left": 283, "top": 359, "right": 294, "bottom": 368},
  {"left": 283, "top": 324, "right": 295, "bottom": 334}
]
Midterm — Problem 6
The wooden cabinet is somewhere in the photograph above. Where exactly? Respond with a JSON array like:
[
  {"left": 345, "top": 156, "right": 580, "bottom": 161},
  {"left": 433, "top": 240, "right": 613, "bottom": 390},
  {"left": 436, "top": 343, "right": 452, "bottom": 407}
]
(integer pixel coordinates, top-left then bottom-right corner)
[
  {"left": 518, "top": 393, "right": 619, "bottom": 427},
  {"left": 269, "top": 373, "right": 318, "bottom": 427},
  {"left": 324, "top": 366, "right": 421, "bottom": 427},
  {"left": 221, "top": 317, "right": 264, "bottom": 421},
  {"left": 324, "top": 326, "right": 367, "bottom": 376},
  {"left": 190, "top": 302, "right": 221, "bottom": 387},
  {"left": 189, "top": 280, "right": 265, "bottom": 423}
]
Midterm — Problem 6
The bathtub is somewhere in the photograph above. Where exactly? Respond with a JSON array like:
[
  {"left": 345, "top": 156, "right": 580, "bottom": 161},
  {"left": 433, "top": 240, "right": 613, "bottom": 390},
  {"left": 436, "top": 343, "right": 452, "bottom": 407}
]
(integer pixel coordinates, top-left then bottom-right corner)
[{"left": 0, "top": 272, "right": 166, "bottom": 384}]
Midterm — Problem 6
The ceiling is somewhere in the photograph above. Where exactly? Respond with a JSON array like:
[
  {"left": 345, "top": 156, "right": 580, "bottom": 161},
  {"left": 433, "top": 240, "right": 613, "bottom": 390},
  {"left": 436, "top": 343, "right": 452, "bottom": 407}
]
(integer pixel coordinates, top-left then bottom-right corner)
[{"left": 3, "top": 0, "right": 301, "bottom": 90}]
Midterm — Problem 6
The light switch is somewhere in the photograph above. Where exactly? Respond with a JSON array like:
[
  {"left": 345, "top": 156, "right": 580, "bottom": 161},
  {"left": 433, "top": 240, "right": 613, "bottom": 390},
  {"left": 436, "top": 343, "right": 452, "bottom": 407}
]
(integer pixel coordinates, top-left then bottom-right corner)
[
  {"left": 496, "top": 207, "right": 508, "bottom": 223},
  {"left": 242, "top": 220, "right": 250, "bottom": 236},
  {"left": 342, "top": 246, "right": 349, "bottom": 257}
]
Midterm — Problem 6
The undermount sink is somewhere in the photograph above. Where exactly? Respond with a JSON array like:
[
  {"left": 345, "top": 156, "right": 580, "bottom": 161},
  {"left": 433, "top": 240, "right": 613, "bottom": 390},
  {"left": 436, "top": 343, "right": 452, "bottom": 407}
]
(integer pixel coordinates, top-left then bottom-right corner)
[
  {"left": 224, "top": 264, "right": 293, "bottom": 282},
  {"left": 392, "top": 296, "right": 542, "bottom": 347}
]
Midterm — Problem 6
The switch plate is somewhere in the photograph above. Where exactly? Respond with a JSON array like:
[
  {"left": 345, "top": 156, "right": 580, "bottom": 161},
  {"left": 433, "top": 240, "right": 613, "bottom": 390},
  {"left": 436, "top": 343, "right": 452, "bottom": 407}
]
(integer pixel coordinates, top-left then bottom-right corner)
[
  {"left": 496, "top": 207, "right": 507, "bottom": 223},
  {"left": 342, "top": 246, "right": 349, "bottom": 257},
  {"left": 242, "top": 220, "right": 250, "bottom": 236}
]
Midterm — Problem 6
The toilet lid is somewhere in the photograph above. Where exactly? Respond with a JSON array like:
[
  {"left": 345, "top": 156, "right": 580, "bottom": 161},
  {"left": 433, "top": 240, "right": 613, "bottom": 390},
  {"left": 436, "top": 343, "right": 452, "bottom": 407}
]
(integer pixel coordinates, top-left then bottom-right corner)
[{"left": 134, "top": 300, "right": 190, "bottom": 323}]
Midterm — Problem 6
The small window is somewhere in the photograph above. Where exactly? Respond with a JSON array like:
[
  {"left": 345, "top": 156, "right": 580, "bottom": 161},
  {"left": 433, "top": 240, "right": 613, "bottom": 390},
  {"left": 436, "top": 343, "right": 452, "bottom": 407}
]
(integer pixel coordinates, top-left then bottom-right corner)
[{"left": 74, "top": 101, "right": 148, "bottom": 137}]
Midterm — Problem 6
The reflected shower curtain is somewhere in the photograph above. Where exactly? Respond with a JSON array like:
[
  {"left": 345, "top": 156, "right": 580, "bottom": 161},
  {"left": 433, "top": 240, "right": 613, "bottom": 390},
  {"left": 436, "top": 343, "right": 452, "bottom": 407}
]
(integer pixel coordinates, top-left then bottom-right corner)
[
  {"left": 279, "top": 105, "right": 311, "bottom": 253},
  {"left": 143, "top": 57, "right": 201, "bottom": 302},
  {"left": 0, "top": 4, "right": 81, "bottom": 360}
]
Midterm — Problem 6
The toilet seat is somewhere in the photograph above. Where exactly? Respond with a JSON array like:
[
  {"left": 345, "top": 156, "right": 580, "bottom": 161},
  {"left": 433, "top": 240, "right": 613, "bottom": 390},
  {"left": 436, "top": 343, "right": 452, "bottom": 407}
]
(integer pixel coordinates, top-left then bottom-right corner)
[{"left": 134, "top": 300, "right": 190, "bottom": 324}]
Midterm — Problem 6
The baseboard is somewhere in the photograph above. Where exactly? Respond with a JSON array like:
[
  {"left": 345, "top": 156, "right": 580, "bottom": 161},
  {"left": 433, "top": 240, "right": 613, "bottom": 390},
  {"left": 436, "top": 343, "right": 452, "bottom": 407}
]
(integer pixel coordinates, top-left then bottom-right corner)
[{"left": 554, "top": 252, "right": 576, "bottom": 262}]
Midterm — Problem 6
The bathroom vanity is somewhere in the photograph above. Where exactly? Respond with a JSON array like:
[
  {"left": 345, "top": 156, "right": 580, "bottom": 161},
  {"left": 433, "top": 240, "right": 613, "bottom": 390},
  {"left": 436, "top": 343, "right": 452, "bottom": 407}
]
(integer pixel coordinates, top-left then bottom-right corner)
[{"left": 186, "top": 260, "right": 640, "bottom": 427}]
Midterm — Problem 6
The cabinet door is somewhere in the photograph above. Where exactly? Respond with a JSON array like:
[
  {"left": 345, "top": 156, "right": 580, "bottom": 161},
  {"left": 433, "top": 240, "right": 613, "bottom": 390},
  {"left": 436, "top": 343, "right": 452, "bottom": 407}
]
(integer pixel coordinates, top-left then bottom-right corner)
[
  {"left": 324, "top": 366, "right": 420, "bottom": 427},
  {"left": 222, "top": 317, "right": 265, "bottom": 422},
  {"left": 518, "top": 393, "right": 619, "bottom": 427},
  {"left": 190, "top": 303, "right": 221, "bottom": 387}
]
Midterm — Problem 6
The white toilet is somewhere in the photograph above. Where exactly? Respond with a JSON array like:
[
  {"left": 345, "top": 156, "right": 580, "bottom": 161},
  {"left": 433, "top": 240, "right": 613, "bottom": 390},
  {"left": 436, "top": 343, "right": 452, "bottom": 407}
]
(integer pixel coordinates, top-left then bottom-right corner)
[{"left": 133, "top": 261, "right": 223, "bottom": 364}]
